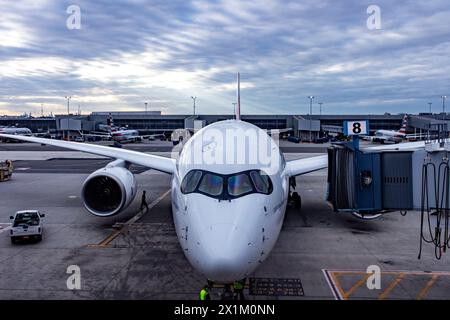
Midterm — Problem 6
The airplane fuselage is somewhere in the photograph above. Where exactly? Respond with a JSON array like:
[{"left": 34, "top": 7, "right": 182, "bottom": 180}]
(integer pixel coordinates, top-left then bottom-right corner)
[
  {"left": 111, "top": 129, "right": 141, "bottom": 142},
  {"left": 170, "top": 120, "right": 289, "bottom": 282}
]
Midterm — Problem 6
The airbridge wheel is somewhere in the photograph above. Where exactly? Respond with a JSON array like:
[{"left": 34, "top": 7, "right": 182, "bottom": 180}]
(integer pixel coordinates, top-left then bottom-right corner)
[{"left": 350, "top": 211, "right": 383, "bottom": 220}]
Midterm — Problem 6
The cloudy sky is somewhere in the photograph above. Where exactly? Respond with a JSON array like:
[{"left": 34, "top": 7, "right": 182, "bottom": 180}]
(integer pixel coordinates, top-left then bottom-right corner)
[{"left": 0, "top": 0, "right": 449, "bottom": 116}]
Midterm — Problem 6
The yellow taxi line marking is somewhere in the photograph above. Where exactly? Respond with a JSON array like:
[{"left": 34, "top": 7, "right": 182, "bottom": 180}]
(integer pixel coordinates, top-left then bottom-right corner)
[
  {"left": 343, "top": 273, "right": 372, "bottom": 300},
  {"left": 87, "top": 189, "right": 171, "bottom": 248},
  {"left": 325, "top": 270, "right": 450, "bottom": 300},
  {"left": 329, "top": 270, "right": 450, "bottom": 276},
  {"left": 378, "top": 273, "right": 405, "bottom": 300},
  {"left": 416, "top": 274, "right": 439, "bottom": 300},
  {"left": 329, "top": 272, "right": 346, "bottom": 300}
]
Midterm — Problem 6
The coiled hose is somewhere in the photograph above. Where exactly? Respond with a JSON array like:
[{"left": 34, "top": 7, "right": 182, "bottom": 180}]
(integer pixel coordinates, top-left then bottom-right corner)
[{"left": 418, "top": 155, "right": 450, "bottom": 259}]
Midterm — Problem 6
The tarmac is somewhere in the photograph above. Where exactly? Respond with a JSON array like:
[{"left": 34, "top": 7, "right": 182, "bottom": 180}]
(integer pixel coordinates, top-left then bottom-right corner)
[{"left": 1, "top": 140, "right": 450, "bottom": 300}]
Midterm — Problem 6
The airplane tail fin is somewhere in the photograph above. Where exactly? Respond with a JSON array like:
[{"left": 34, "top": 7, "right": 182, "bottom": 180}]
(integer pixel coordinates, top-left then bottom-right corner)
[
  {"left": 236, "top": 73, "right": 241, "bottom": 120},
  {"left": 107, "top": 113, "right": 116, "bottom": 132},
  {"left": 399, "top": 114, "right": 408, "bottom": 134}
]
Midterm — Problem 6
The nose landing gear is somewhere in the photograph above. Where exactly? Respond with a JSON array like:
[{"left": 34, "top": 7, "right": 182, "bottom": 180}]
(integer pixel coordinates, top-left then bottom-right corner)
[{"left": 199, "top": 279, "right": 247, "bottom": 300}]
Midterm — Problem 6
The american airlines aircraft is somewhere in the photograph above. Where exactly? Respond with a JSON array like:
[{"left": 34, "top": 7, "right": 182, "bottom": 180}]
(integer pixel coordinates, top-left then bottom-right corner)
[
  {"left": 0, "top": 74, "right": 328, "bottom": 284},
  {"left": 0, "top": 127, "right": 32, "bottom": 142},
  {"left": 85, "top": 114, "right": 164, "bottom": 143},
  {"left": 0, "top": 127, "right": 32, "bottom": 136},
  {"left": 363, "top": 114, "right": 423, "bottom": 144}
]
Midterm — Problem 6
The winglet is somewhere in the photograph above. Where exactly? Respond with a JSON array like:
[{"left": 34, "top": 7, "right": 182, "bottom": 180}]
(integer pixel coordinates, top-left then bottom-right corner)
[{"left": 236, "top": 73, "right": 241, "bottom": 120}]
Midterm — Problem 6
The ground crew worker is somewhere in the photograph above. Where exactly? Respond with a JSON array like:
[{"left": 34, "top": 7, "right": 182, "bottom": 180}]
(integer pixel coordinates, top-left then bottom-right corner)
[
  {"left": 140, "top": 190, "right": 148, "bottom": 211},
  {"left": 199, "top": 285, "right": 211, "bottom": 300},
  {"left": 233, "top": 279, "right": 245, "bottom": 300}
]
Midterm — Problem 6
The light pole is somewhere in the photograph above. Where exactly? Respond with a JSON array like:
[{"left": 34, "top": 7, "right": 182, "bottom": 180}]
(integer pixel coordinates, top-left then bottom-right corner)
[
  {"left": 441, "top": 96, "right": 447, "bottom": 113},
  {"left": 318, "top": 102, "right": 323, "bottom": 115},
  {"left": 191, "top": 96, "right": 197, "bottom": 116},
  {"left": 65, "top": 96, "right": 71, "bottom": 115},
  {"left": 144, "top": 102, "right": 148, "bottom": 113},
  {"left": 232, "top": 102, "right": 237, "bottom": 118},
  {"left": 308, "top": 96, "right": 315, "bottom": 142},
  {"left": 428, "top": 102, "right": 432, "bottom": 114}
]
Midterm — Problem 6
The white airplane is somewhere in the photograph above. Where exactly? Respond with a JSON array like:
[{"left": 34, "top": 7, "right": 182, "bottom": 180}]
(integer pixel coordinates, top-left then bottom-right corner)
[
  {"left": 362, "top": 114, "right": 424, "bottom": 144},
  {"left": 0, "top": 127, "right": 32, "bottom": 142},
  {"left": 0, "top": 74, "right": 328, "bottom": 284},
  {"left": 85, "top": 114, "right": 164, "bottom": 143},
  {"left": 0, "top": 127, "right": 32, "bottom": 136}
]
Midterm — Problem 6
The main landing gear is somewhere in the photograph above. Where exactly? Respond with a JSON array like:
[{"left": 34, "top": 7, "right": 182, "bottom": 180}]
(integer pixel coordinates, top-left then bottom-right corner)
[{"left": 288, "top": 177, "right": 302, "bottom": 210}]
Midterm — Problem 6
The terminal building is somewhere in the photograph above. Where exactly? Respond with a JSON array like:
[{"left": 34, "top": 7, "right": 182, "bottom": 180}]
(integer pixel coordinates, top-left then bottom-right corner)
[{"left": 1, "top": 112, "right": 450, "bottom": 140}]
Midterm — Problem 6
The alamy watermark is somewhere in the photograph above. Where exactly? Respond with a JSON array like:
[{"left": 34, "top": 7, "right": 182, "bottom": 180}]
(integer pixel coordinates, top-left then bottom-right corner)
[
  {"left": 66, "top": 265, "right": 81, "bottom": 290},
  {"left": 366, "top": 5, "right": 381, "bottom": 30},
  {"left": 366, "top": 265, "right": 381, "bottom": 290},
  {"left": 170, "top": 127, "right": 282, "bottom": 175},
  {"left": 66, "top": 5, "right": 81, "bottom": 30}
]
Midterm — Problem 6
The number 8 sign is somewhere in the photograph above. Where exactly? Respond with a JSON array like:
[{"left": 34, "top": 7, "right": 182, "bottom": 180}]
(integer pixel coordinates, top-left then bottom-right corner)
[{"left": 344, "top": 120, "right": 369, "bottom": 136}]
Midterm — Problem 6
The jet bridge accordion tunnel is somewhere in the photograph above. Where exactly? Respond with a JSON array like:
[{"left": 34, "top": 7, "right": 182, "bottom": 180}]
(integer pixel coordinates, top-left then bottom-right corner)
[{"left": 326, "top": 144, "right": 414, "bottom": 219}]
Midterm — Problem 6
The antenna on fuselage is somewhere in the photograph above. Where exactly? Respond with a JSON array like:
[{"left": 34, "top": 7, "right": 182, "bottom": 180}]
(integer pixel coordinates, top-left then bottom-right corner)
[{"left": 236, "top": 72, "right": 241, "bottom": 120}]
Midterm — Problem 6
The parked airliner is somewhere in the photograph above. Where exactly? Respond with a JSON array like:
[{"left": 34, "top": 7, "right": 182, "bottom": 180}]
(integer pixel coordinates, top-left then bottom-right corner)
[
  {"left": 85, "top": 113, "right": 163, "bottom": 143},
  {"left": 363, "top": 114, "right": 423, "bottom": 144},
  {"left": 0, "top": 74, "right": 328, "bottom": 284},
  {"left": 0, "top": 127, "right": 32, "bottom": 142}
]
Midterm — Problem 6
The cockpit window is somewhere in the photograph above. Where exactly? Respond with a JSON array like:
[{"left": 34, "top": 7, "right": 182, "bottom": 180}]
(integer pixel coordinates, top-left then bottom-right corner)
[
  {"left": 250, "top": 170, "right": 272, "bottom": 194},
  {"left": 181, "top": 169, "right": 273, "bottom": 199},
  {"left": 198, "top": 173, "right": 223, "bottom": 196},
  {"left": 228, "top": 174, "right": 253, "bottom": 196},
  {"left": 181, "top": 170, "right": 202, "bottom": 193}
]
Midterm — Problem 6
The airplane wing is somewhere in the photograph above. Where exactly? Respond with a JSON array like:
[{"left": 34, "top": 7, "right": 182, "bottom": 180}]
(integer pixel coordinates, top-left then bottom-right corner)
[
  {"left": 0, "top": 134, "right": 176, "bottom": 174},
  {"left": 286, "top": 155, "right": 328, "bottom": 177}
]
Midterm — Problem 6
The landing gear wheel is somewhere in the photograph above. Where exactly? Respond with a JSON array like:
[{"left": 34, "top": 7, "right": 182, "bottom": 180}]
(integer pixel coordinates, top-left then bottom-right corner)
[
  {"left": 292, "top": 192, "right": 302, "bottom": 210},
  {"left": 350, "top": 211, "right": 383, "bottom": 220}
]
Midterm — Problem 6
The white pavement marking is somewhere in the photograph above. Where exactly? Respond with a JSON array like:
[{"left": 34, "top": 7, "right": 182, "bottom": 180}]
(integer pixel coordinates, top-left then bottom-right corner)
[{"left": 0, "top": 223, "right": 11, "bottom": 235}]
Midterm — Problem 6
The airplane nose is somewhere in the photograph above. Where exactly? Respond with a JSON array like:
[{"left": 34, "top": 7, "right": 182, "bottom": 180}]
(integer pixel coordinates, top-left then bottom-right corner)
[{"left": 197, "top": 223, "right": 256, "bottom": 282}]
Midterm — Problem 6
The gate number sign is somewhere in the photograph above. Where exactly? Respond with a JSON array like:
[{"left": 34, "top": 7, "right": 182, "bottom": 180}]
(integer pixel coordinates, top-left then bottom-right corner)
[{"left": 344, "top": 120, "right": 369, "bottom": 136}]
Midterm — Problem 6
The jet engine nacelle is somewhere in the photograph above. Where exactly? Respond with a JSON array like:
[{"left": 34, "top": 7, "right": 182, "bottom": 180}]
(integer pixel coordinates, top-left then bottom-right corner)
[{"left": 81, "top": 160, "right": 137, "bottom": 217}]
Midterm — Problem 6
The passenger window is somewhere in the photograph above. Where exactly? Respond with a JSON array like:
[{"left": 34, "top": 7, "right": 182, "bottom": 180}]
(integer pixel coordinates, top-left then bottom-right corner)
[
  {"left": 228, "top": 174, "right": 253, "bottom": 196},
  {"left": 250, "top": 171, "right": 272, "bottom": 194},
  {"left": 181, "top": 170, "right": 202, "bottom": 193},
  {"left": 198, "top": 173, "right": 223, "bottom": 196}
]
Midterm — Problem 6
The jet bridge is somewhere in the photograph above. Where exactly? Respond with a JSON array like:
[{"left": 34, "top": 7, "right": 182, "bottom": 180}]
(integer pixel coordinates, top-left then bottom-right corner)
[
  {"left": 327, "top": 137, "right": 450, "bottom": 219},
  {"left": 326, "top": 142, "right": 415, "bottom": 219},
  {"left": 329, "top": 120, "right": 450, "bottom": 259}
]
